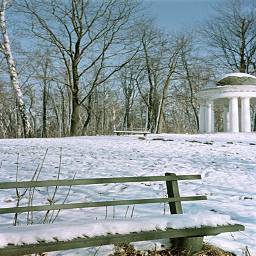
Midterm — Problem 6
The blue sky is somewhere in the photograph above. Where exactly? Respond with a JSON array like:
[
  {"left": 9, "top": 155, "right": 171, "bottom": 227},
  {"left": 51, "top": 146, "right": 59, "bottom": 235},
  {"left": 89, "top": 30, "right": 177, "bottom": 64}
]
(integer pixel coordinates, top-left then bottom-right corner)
[{"left": 143, "top": 0, "right": 223, "bottom": 32}]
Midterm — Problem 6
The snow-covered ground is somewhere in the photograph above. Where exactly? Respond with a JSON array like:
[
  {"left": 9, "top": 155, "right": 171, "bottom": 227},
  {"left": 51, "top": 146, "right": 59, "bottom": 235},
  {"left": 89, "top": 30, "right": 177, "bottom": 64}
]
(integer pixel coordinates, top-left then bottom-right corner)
[{"left": 0, "top": 133, "right": 255, "bottom": 256}]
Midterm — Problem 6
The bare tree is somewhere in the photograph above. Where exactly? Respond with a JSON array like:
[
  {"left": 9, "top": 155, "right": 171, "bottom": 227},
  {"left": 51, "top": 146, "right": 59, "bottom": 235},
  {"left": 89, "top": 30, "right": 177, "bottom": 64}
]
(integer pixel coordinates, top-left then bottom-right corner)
[
  {"left": 0, "top": 0, "right": 232, "bottom": 138},
  {"left": 19, "top": 0, "right": 140, "bottom": 136},
  {"left": 119, "top": 64, "right": 140, "bottom": 130},
  {"left": 154, "top": 37, "right": 185, "bottom": 133},
  {"left": 32, "top": 50, "right": 53, "bottom": 138},
  {"left": 179, "top": 37, "right": 200, "bottom": 131},
  {"left": 202, "top": 0, "right": 256, "bottom": 74},
  {"left": 0, "top": 0, "right": 31, "bottom": 137},
  {"left": 201, "top": 0, "right": 256, "bottom": 131},
  {"left": 135, "top": 23, "right": 185, "bottom": 133}
]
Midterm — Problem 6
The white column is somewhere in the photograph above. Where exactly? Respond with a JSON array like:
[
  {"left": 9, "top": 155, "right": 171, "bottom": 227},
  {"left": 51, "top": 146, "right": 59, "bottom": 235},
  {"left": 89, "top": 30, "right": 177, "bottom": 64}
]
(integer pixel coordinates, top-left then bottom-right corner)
[
  {"left": 239, "top": 105, "right": 242, "bottom": 132},
  {"left": 206, "top": 100, "right": 214, "bottom": 133},
  {"left": 211, "top": 103, "right": 215, "bottom": 132},
  {"left": 199, "top": 103, "right": 205, "bottom": 133},
  {"left": 241, "top": 97, "right": 251, "bottom": 132},
  {"left": 229, "top": 97, "right": 239, "bottom": 132},
  {"left": 223, "top": 105, "right": 229, "bottom": 132}
]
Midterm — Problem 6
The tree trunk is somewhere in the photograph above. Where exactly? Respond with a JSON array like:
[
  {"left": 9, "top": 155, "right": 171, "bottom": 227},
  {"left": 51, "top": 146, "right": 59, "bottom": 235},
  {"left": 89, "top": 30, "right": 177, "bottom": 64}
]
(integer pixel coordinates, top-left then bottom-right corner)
[
  {"left": 70, "top": 60, "right": 80, "bottom": 136},
  {"left": 123, "top": 96, "right": 131, "bottom": 130},
  {"left": 146, "top": 94, "right": 152, "bottom": 131},
  {"left": 112, "top": 107, "right": 116, "bottom": 131},
  {"left": 70, "top": 93, "right": 80, "bottom": 136},
  {"left": 181, "top": 49, "right": 199, "bottom": 132},
  {"left": 15, "top": 99, "right": 21, "bottom": 138},
  {"left": 253, "top": 112, "right": 256, "bottom": 131},
  {"left": 60, "top": 88, "right": 66, "bottom": 137},
  {"left": 82, "top": 94, "right": 92, "bottom": 135},
  {"left": 239, "top": 19, "right": 246, "bottom": 73},
  {"left": 0, "top": 1, "right": 31, "bottom": 138},
  {"left": 155, "top": 94, "right": 164, "bottom": 134},
  {"left": 42, "top": 80, "right": 47, "bottom": 137}
]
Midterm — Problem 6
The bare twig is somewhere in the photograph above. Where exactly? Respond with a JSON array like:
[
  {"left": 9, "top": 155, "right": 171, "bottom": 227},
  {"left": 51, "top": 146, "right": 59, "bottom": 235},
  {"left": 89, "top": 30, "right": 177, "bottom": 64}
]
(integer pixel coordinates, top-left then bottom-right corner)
[
  {"left": 50, "top": 171, "right": 77, "bottom": 223},
  {"left": 27, "top": 148, "right": 49, "bottom": 225},
  {"left": 43, "top": 147, "right": 62, "bottom": 224}
]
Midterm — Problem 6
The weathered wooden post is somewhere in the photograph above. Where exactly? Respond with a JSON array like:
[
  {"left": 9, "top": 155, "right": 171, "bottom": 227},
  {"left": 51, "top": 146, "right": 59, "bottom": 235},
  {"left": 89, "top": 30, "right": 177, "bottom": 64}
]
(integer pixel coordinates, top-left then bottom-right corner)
[{"left": 165, "top": 172, "right": 203, "bottom": 253}]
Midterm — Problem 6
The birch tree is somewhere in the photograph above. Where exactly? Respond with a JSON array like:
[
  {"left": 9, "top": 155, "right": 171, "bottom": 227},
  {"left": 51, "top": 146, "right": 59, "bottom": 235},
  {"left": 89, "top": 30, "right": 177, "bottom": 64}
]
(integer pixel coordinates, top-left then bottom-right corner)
[{"left": 0, "top": 0, "right": 31, "bottom": 137}]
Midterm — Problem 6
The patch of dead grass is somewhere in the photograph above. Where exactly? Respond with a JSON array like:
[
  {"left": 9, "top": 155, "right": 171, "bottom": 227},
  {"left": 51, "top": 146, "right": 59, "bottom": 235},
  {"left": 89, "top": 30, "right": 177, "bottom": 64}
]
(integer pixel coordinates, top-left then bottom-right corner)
[{"left": 109, "top": 243, "right": 235, "bottom": 256}]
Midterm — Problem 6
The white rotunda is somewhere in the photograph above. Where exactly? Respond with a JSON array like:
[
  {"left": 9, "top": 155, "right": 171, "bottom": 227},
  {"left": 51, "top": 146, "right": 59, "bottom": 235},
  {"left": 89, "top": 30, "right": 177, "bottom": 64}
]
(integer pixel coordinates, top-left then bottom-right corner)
[{"left": 197, "top": 73, "right": 256, "bottom": 133}]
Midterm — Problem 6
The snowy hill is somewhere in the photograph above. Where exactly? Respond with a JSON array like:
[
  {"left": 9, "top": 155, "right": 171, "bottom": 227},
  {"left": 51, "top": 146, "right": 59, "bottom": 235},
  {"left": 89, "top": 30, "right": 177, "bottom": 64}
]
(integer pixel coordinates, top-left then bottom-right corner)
[{"left": 0, "top": 133, "right": 255, "bottom": 255}]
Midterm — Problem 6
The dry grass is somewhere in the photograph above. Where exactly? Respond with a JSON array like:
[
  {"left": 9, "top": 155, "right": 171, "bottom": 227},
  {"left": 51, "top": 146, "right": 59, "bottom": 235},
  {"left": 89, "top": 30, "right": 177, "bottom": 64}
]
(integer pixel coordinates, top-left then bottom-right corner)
[
  {"left": 109, "top": 243, "right": 235, "bottom": 256},
  {"left": 195, "top": 244, "right": 235, "bottom": 256}
]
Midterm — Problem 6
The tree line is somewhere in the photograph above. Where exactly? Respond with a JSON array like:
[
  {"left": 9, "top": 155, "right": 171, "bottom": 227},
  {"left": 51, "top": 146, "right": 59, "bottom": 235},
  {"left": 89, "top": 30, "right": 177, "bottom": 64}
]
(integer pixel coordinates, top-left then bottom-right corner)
[{"left": 0, "top": 0, "right": 256, "bottom": 138}]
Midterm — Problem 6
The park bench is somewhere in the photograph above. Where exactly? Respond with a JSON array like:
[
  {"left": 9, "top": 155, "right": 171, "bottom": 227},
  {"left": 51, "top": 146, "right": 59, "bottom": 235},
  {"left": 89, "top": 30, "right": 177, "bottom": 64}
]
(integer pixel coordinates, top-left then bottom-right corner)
[
  {"left": 0, "top": 173, "right": 244, "bottom": 256},
  {"left": 113, "top": 130, "right": 150, "bottom": 136}
]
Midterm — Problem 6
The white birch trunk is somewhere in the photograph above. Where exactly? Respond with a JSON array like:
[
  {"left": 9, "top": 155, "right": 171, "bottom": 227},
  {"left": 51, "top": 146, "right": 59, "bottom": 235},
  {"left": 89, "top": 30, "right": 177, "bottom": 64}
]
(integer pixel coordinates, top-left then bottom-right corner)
[
  {"left": 112, "top": 107, "right": 116, "bottom": 131},
  {"left": 0, "top": 0, "right": 31, "bottom": 137}
]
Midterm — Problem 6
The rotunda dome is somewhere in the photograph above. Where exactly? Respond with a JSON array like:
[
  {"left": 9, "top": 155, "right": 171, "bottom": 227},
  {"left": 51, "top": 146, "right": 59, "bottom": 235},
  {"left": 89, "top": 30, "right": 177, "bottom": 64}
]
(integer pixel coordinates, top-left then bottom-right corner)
[{"left": 216, "top": 73, "right": 256, "bottom": 86}]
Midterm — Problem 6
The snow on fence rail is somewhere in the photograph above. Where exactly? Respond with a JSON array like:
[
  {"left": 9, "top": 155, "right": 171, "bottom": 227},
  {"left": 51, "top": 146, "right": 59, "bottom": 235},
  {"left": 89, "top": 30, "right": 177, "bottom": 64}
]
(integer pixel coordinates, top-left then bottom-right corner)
[{"left": 0, "top": 172, "right": 245, "bottom": 256}]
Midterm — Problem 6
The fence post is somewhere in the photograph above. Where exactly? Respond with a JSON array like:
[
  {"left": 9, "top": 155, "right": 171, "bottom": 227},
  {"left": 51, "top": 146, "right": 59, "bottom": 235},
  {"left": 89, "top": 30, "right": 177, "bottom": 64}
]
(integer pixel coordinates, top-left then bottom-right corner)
[{"left": 165, "top": 173, "right": 203, "bottom": 254}]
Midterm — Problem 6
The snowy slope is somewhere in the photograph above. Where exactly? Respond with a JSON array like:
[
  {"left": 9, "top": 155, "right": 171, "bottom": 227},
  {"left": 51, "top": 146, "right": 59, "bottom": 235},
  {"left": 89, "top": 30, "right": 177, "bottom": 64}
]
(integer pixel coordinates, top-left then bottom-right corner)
[{"left": 0, "top": 133, "right": 255, "bottom": 255}]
